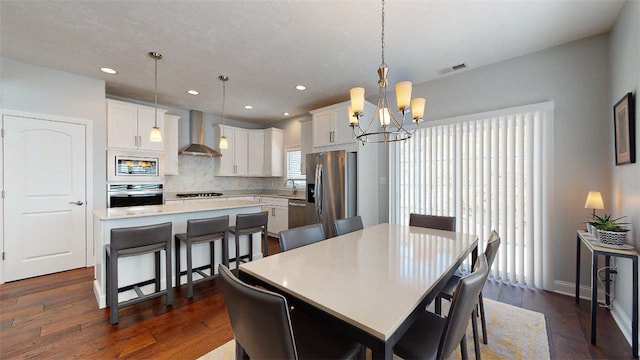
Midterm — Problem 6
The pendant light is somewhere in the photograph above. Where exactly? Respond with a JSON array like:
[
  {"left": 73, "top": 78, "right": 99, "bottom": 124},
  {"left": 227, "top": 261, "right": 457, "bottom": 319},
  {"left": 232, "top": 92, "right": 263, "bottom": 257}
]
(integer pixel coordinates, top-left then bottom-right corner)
[
  {"left": 149, "top": 52, "right": 163, "bottom": 142},
  {"left": 348, "top": 0, "right": 425, "bottom": 144},
  {"left": 218, "top": 75, "right": 229, "bottom": 149}
]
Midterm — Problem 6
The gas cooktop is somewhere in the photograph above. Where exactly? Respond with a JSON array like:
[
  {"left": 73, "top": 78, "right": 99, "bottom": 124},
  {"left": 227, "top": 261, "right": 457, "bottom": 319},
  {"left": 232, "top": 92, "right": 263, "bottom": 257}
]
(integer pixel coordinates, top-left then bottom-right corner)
[{"left": 176, "top": 192, "right": 224, "bottom": 198}]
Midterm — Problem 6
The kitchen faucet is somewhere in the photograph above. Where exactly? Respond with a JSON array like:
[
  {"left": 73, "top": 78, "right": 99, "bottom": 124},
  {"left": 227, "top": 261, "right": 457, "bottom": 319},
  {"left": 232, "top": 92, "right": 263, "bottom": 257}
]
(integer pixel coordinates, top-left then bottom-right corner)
[{"left": 284, "top": 179, "right": 297, "bottom": 194}]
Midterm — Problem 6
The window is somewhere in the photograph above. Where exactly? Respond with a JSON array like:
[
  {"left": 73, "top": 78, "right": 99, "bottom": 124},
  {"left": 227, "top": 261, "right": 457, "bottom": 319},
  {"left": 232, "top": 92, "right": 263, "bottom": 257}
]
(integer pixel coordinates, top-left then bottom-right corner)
[
  {"left": 390, "top": 102, "right": 553, "bottom": 288},
  {"left": 285, "top": 145, "right": 305, "bottom": 187}
]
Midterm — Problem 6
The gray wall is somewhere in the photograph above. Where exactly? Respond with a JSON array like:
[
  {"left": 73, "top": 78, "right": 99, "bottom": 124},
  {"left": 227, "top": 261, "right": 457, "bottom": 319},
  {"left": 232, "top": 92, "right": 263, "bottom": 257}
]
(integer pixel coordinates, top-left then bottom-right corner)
[
  {"left": 0, "top": 57, "right": 107, "bottom": 210},
  {"left": 382, "top": 34, "right": 612, "bottom": 290},
  {"left": 609, "top": 0, "right": 639, "bottom": 342}
]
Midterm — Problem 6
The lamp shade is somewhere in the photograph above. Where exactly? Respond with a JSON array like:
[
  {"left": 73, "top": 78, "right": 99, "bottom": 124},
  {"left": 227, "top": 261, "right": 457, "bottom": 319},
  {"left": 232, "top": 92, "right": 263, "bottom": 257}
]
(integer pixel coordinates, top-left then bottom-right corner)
[
  {"left": 350, "top": 87, "right": 365, "bottom": 114},
  {"left": 584, "top": 191, "right": 604, "bottom": 210},
  {"left": 219, "top": 135, "right": 229, "bottom": 150},
  {"left": 395, "top": 81, "right": 412, "bottom": 110},
  {"left": 411, "top": 98, "right": 426, "bottom": 120},
  {"left": 149, "top": 126, "right": 162, "bottom": 142}
]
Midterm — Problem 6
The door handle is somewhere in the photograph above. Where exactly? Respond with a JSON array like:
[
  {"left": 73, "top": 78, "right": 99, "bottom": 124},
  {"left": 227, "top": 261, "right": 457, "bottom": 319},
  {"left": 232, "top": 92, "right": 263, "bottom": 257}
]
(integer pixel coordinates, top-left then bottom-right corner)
[{"left": 69, "top": 201, "right": 84, "bottom": 206}]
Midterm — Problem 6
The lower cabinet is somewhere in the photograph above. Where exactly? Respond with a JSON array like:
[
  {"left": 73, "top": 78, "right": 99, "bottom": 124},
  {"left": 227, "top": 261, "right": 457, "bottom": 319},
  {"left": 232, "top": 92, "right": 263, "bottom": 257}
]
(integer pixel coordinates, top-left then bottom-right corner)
[{"left": 260, "top": 197, "right": 288, "bottom": 236}]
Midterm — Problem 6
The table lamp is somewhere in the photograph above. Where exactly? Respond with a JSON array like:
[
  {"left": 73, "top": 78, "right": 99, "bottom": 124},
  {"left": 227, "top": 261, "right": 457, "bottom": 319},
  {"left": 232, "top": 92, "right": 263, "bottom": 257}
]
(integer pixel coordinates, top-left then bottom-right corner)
[{"left": 584, "top": 191, "right": 604, "bottom": 218}]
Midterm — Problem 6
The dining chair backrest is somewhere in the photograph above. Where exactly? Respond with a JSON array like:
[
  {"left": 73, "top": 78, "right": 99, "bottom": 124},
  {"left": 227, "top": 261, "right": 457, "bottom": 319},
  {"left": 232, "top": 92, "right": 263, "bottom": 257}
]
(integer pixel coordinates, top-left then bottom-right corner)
[
  {"left": 409, "top": 213, "right": 456, "bottom": 231},
  {"left": 218, "top": 264, "right": 298, "bottom": 359},
  {"left": 485, "top": 230, "right": 501, "bottom": 270},
  {"left": 439, "top": 254, "right": 489, "bottom": 359},
  {"left": 279, "top": 223, "right": 325, "bottom": 252},
  {"left": 334, "top": 216, "right": 364, "bottom": 236}
]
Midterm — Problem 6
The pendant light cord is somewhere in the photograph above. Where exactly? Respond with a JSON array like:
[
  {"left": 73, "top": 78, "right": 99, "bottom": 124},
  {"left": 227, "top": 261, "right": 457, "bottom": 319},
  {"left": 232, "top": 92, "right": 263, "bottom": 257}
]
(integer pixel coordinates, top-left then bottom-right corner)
[
  {"left": 154, "top": 55, "right": 158, "bottom": 127},
  {"left": 381, "top": 0, "right": 385, "bottom": 67}
]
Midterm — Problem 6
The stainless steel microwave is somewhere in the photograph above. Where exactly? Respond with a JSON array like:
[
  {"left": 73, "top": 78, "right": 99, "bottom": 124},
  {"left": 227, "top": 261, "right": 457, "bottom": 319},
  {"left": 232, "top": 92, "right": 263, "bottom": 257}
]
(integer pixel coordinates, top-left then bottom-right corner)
[{"left": 107, "top": 150, "right": 164, "bottom": 182}]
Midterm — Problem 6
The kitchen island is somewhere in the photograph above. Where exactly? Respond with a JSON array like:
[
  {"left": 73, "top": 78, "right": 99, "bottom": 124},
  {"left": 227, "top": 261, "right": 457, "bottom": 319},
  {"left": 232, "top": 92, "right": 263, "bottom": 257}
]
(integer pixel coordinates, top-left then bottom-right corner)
[{"left": 93, "top": 199, "right": 262, "bottom": 308}]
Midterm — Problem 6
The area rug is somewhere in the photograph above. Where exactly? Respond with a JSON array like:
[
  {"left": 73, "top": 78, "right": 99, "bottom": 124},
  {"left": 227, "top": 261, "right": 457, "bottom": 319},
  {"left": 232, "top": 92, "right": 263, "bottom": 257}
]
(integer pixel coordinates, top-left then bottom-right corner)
[{"left": 198, "top": 299, "right": 550, "bottom": 360}]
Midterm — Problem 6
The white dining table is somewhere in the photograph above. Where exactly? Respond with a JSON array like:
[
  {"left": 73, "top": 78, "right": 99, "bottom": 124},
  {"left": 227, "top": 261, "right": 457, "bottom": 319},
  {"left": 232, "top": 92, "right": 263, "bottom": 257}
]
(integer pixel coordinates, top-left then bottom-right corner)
[{"left": 239, "top": 223, "right": 478, "bottom": 360}]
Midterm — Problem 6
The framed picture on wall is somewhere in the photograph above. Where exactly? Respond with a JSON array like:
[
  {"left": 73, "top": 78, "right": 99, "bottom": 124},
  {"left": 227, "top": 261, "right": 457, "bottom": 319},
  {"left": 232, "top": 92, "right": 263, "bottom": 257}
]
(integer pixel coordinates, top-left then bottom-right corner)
[{"left": 613, "top": 92, "right": 636, "bottom": 165}]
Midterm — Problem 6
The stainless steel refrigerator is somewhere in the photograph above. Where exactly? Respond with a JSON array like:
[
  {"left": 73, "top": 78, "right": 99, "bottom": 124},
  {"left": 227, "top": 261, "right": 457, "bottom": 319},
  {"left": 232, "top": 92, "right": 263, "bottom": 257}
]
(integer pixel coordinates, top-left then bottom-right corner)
[{"left": 305, "top": 150, "right": 357, "bottom": 238}]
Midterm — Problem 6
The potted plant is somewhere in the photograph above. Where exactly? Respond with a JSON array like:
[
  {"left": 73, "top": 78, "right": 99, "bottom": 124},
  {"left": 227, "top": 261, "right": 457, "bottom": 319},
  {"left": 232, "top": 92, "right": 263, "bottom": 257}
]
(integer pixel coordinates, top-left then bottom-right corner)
[{"left": 589, "top": 214, "right": 630, "bottom": 245}]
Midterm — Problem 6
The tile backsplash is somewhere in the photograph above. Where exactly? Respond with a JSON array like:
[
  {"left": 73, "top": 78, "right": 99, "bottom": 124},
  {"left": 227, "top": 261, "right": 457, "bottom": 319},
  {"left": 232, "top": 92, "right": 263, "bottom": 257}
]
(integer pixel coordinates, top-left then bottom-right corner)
[{"left": 164, "top": 155, "right": 283, "bottom": 192}]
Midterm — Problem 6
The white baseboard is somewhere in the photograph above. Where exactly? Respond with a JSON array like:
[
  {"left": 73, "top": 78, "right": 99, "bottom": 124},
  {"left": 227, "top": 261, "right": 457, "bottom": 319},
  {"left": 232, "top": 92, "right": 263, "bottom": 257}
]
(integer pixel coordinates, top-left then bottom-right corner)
[
  {"left": 610, "top": 299, "right": 636, "bottom": 347},
  {"left": 552, "top": 279, "right": 636, "bottom": 347},
  {"left": 553, "top": 279, "right": 605, "bottom": 303}
]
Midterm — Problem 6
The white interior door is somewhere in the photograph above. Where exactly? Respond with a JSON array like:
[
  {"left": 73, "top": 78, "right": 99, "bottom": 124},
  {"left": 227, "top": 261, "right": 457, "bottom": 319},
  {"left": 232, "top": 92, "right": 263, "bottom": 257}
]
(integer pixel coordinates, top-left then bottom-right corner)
[{"left": 3, "top": 115, "right": 86, "bottom": 282}]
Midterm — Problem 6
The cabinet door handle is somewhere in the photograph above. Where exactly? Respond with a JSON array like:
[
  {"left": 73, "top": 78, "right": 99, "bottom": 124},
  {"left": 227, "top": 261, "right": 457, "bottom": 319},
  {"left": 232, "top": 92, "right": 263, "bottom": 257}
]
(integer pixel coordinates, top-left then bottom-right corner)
[{"left": 272, "top": 207, "right": 275, "bottom": 216}]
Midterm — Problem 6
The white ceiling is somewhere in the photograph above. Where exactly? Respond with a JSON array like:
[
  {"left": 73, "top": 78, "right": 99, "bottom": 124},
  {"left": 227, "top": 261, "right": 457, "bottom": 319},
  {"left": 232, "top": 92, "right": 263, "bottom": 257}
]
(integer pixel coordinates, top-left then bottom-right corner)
[{"left": 0, "top": 0, "right": 625, "bottom": 125}]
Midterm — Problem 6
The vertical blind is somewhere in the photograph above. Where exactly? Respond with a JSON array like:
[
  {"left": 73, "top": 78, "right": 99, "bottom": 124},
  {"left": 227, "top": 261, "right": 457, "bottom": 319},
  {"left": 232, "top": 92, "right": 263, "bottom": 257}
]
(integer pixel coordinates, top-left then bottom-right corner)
[{"left": 390, "top": 102, "right": 553, "bottom": 288}]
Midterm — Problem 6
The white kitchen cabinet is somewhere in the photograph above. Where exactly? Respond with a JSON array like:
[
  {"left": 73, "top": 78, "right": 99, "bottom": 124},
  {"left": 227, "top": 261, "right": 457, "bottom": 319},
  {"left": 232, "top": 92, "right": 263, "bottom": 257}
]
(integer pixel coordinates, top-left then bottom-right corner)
[
  {"left": 214, "top": 125, "right": 248, "bottom": 176},
  {"left": 264, "top": 128, "right": 284, "bottom": 177},
  {"left": 165, "top": 200, "right": 184, "bottom": 205},
  {"left": 247, "top": 129, "right": 265, "bottom": 176},
  {"left": 163, "top": 114, "right": 181, "bottom": 175},
  {"left": 311, "top": 101, "right": 356, "bottom": 148},
  {"left": 300, "top": 120, "right": 312, "bottom": 174},
  {"left": 107, "top": 99, "right": 166, "bottom": 152},
  {"left": 261, "top": 197, "right": 288, "bottom": 236}
]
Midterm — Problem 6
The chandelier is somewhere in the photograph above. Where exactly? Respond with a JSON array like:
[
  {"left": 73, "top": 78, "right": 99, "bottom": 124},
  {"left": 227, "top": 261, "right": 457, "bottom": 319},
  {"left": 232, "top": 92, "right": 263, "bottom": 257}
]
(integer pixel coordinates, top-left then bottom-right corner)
[
  {"left": 149, "top": 51, "right": 163, "bottom": 143},
  {"left": 349, "top": 0, "right": 425, "bottom": 144}
]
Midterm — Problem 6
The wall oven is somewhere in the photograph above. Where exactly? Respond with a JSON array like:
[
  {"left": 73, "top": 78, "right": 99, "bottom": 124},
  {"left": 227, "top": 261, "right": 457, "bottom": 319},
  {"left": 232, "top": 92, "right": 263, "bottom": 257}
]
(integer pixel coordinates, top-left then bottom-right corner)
[
  {"left": 107, "top": 150, "right": 164, "bottom": 183},
  {"left": 107, "top": 183, "right": 164, "bottom": 208}
]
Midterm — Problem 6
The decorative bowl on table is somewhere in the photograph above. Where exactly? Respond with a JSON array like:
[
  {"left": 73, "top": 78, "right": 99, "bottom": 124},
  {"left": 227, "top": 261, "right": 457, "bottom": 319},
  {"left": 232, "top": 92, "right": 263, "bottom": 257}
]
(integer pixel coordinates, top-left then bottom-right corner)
[{"left": 597, "top": 229, "right": 627, "bottom": 246}]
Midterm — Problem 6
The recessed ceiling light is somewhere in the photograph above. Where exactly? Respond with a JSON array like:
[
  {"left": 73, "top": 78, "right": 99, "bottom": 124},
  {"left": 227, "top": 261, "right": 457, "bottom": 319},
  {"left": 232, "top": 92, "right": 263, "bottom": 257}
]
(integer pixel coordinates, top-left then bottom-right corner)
[
  {"left": 100, "top": 67, "right": 117, "bottom": 74},
  {"left": 244, "top": 105, "right": 254, "bottom": 110},
  {"left": 187, "top": 90, "right": 199, "bottom": 95},
  {"left": 283, "top": 112, "right": 290, "bottom": 116},
  {"left": 295, "top": 85, "right": 307, "bottom": 91}
]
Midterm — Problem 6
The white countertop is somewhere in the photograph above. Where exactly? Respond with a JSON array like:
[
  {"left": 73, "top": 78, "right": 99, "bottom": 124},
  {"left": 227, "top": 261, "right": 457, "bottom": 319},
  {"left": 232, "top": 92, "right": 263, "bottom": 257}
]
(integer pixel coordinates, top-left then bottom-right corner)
[
  {"left": 240, "top": 223, "right": 477, "bottom": 341},
  {"left": 94, "top": 199, "right": 262, "bottom": 220}
]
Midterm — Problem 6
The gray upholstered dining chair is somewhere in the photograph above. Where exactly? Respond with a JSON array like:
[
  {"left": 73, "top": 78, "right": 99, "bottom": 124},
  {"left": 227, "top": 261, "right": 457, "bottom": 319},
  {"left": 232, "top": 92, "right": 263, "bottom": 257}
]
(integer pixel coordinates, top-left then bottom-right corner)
[
  {"left": 218, "top": 264, "right": 364, "bottom": 360},
  {"left": 333, "top": 215, "right": 364, "bottom": 236},
  {"left": 436, "top": 230, "right": 501, "bottom": 347},
  {"left": 394, "top": 254, "right": 489, "bottom": 360},
  {"left": 279, "top": 223, "right": 325, "bottom": 252},
  {"left": 409, "top": 213, "right": 456, "bottom": 231}
]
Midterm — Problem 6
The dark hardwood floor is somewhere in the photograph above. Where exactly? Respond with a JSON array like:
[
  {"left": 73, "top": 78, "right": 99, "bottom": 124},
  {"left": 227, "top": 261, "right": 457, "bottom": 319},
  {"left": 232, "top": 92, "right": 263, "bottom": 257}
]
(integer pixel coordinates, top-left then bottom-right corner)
[{"left": 0, "top": 237, "right": 633, "bottom": 359}]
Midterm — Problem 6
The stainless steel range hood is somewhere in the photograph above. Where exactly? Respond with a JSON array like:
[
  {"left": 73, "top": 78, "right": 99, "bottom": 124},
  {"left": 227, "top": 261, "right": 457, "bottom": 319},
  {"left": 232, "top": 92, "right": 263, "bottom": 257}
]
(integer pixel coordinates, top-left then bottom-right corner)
[{"left": 179, "top": 110, "right": 222, "bottom": 157}]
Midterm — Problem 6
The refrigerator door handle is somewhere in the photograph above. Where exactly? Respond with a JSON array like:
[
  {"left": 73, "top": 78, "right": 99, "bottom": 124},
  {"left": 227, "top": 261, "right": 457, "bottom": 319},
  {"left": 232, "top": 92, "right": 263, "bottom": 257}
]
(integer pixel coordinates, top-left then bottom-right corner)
[{"left": 315, "top": 164, "right": 323, "bottom": 221}]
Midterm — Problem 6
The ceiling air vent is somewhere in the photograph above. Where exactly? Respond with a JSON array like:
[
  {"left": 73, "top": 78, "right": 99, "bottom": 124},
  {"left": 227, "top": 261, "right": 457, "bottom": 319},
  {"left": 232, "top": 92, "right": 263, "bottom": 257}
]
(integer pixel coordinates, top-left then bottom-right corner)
[{"left": 436, "top": 63, "right": 468, "bottom": 76}]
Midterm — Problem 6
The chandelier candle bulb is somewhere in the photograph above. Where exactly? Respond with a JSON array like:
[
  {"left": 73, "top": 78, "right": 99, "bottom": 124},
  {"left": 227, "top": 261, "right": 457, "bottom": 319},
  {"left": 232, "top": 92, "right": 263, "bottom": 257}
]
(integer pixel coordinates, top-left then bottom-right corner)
[
  {"left": 348, "top": 106, "right": 358, "bottom": 126},
  {"left": 379, "top": 108, "right": 391, "bottom": 126},
  {"left": 350, "top": 87, "right": 365, "bottom": 114},
  {"left": 411, "top": 98, "right": 426, "bottom": 120},
  {"left": 395, "top": 81, "right": 412, "bottom": 111}
]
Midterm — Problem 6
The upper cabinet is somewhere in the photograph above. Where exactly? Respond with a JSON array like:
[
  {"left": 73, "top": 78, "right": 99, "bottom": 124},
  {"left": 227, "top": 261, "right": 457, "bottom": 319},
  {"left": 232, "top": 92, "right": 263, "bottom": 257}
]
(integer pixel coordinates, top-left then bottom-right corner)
[
  {"left": 264, "top": 128, "right": 284, "bottom": 177},
  {"left": 311, "top": 101, "right": 357, "bottom": 148},
  {"left": 215, "top": 125, "right": 248, "bottom": 176},
  {"left": 107, "top": 99, "right": 166, "bottom": 152},
  {"left": 163, "top": 114, "right": 181, "bottom": 175},
  {"left": 247, "top": 129, "right": 265, "bottom": 176},
  {"left": 214, "top": 125, "right": 284, "bottom": 177}
]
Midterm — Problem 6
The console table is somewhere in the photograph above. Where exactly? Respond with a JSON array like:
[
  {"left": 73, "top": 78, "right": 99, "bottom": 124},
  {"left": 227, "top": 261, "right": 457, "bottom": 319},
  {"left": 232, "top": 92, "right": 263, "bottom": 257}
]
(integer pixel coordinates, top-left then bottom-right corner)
[{"left": 575, "top": 230, "right": 638, "bottom": 358}]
